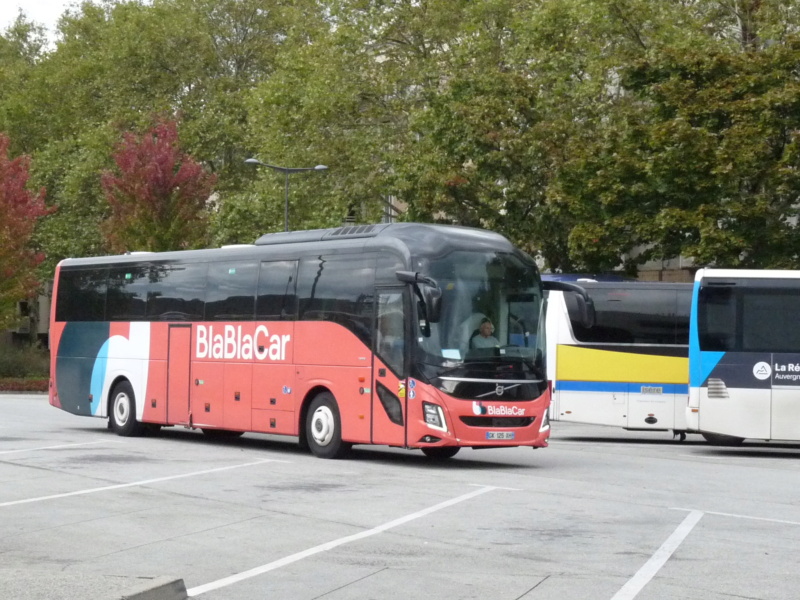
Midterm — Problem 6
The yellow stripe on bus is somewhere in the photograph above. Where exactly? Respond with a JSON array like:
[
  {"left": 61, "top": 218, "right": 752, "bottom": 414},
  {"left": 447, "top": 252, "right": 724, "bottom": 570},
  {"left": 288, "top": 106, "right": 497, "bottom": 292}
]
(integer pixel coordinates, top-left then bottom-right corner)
[{"left": 556, "top": 345, "right": 688, "bottom": 383}]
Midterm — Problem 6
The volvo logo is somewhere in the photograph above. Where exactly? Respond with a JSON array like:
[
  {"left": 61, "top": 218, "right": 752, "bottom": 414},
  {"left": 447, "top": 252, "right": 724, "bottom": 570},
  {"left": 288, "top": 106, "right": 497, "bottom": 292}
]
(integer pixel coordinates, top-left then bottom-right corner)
[{"left": 495, "top": 384, "right": 505, "bottom": 396}]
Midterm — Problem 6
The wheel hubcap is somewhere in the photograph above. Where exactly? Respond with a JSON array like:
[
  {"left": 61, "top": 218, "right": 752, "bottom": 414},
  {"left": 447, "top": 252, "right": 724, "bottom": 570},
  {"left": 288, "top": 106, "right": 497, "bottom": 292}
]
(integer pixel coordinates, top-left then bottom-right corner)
[
  {"left": 310, "top": 406, "right": 334, "bottom": 446},
  {"left": 114, "top": 393, "right": 130, "bottom": 426}
]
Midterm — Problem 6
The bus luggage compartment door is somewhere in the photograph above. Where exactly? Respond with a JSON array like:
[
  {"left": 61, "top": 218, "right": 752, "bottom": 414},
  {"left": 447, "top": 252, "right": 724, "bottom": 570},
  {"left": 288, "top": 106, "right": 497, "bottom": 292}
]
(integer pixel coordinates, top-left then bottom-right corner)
[{"left": 627, "top": 384, "right": 672, "bottom": 430}]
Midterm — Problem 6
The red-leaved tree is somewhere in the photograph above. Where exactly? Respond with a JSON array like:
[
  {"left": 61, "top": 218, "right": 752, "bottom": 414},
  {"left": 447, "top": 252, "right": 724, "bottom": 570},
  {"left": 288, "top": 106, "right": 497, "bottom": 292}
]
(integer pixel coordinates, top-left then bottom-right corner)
[
  {"left": 0, "top": 134, "right": 50, "bottom": 327},
  {"left": 101, "top": 120, "right": 217, "bottom": 253}
]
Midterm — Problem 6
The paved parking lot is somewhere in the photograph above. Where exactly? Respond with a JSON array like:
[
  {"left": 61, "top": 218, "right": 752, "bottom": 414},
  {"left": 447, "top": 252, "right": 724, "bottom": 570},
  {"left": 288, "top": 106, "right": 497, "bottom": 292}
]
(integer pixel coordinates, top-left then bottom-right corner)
[{"left": 2, "top": 393, "right": 800, "bottom": 600}]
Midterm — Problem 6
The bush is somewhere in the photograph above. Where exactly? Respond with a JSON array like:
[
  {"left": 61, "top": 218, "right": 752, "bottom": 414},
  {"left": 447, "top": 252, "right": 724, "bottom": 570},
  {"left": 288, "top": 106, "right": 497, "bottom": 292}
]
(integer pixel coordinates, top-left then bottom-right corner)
[
  {"left": 0, "top": 344, "right": 49, "bottom": 378},
  {"left": 0, "top": 378, "right": 48, "bottom": 392}
]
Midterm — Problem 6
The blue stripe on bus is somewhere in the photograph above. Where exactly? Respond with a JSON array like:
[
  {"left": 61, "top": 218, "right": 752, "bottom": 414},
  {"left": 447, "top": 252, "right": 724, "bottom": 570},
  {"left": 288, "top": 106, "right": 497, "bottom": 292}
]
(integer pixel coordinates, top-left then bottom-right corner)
[{"left": 556, "top": 381, "right": 689, "bottom": 394}]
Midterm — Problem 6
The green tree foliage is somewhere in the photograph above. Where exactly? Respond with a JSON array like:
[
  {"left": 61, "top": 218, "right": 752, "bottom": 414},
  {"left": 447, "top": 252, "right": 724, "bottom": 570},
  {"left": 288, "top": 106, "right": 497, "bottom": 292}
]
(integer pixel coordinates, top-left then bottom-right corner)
[
  {"left": 619, "top": 40, "right": 800, "bottom": 268},
  {"left": 0, "top": 0, "right": 799, "bottom": 279},
  {"left": 0, "top": 134, "right": 51, "bottom": 326},
  {"left": 101, "top": 120, "right": 217, "bottom": 252}
]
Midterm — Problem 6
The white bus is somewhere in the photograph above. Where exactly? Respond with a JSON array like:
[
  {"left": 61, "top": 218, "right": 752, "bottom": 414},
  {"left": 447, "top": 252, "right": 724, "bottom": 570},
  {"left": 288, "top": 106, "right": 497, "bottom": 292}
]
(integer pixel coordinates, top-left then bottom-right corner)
[
  {"left": 546, "top": 280, "right": 693, "bottom": 438},
  {"left": 686, "top": 268, "right": 800, "bottom": 445}
]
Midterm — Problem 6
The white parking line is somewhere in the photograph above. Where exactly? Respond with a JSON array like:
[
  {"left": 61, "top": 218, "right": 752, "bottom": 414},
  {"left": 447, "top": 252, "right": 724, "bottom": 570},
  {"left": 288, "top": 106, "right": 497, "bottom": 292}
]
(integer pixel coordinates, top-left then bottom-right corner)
[
  {"left": 187, "top": 485, "right": 504, "bottom": 597},
  {"left": 0, "top": 440, "right": 123, "bottom": 455},
  {"left": 679, "top": 454, "right": 729, "bottom": 460},
  {"left": 674, "top": 507, "right": 800, "bottom": 526},
  {"left": 0, "top": 459, "right": 281, "bottom": 508},
  {"left": 610, "top": 510, "right": 704, "bottom": 600}
]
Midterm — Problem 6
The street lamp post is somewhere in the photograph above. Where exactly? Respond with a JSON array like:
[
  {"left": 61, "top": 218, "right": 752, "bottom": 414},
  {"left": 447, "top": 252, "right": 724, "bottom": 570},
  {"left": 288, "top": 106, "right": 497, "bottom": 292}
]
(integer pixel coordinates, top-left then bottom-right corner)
[{"left": 245, "top": 158, "right": 328, "bottom": 232}]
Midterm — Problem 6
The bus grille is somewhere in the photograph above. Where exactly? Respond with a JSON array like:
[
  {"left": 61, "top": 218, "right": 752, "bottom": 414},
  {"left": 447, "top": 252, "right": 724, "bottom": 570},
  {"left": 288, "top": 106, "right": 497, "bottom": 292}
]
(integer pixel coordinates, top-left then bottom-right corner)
[
  {"left": 706, "top": 378, "right": 729, "bottom": 399},
  {"left": 459, "top": 416, "right": 535, "bottom": 428}
]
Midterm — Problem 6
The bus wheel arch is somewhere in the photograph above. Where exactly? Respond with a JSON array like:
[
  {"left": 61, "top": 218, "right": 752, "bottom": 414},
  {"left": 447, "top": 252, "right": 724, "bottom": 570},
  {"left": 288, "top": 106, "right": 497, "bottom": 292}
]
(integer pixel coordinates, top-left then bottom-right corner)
[
  {"left": 304, "top": 390, "right": 351, "bottom": 459},
  {"left": 108, "top": 379, "right": 144, "bottom": 437}
]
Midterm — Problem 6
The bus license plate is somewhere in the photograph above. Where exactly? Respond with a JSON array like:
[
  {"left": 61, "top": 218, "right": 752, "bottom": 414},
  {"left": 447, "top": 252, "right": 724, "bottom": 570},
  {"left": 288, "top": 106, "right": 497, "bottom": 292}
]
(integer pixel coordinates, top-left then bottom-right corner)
[{"left": 486, "top": 431, "right": 514, "bottom": 440}]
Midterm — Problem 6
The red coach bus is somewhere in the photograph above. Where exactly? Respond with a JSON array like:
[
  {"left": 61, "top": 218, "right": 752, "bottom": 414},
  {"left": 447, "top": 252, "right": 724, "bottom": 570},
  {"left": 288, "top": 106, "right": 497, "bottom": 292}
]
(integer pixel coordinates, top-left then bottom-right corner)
[{"left": 50, "top": 223, "right": 585, "bottom": 459}]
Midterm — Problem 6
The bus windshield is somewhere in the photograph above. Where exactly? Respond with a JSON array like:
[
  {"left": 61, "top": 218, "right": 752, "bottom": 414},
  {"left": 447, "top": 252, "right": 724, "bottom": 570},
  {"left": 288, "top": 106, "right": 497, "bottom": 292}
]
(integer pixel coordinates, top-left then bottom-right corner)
[{"left": 413, "top": 250, "right": 545, "bottom": 392}]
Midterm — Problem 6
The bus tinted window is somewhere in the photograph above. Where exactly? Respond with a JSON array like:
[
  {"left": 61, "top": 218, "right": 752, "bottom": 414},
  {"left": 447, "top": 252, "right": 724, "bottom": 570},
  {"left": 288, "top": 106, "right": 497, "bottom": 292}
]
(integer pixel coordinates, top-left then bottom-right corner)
[
  {"left": 256, "top": 260, "right": 298, "bottom": 320},
  {"left": 107, "top": 264, "right": 150, "bottom": 321},
  {"left": 568, "top": 287, "right": 685, "bottom": 344},
  {"left": 297, "top": 255, "right": 374, "bottom": 343},
  {"left": 700, "top": 281, "right": 800, "bottom": 352},
  {"left": 698, "top": 286, "right": 736, "bottom": 351},
  {"left": 55, "top": 268, "right": 108, "bottom": 322},
  {"left": 206, "top": 261, "right": 257, "bottom": 321},
  {"left": 675, "top": 288, "right": 691, "bottom": 345},
  {"left": 147, "top": 262, "right": 207, "bottom": 321}
]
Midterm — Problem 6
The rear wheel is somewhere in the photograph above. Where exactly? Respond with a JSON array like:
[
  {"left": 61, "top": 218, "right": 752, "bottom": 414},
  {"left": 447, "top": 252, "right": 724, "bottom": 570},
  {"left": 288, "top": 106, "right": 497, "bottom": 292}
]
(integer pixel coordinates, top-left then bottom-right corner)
[
  {"left": 306, "top": 392, "right": 351, "bottom": 459},
  {"left": 701, "top": 432, "right": 745, "bottom": 446},
  {"left": 109, "top": 381, "right": 143, "bottom": 437},
  {"left": 421, "top": 446, "right": 460, "bottom": 460}
]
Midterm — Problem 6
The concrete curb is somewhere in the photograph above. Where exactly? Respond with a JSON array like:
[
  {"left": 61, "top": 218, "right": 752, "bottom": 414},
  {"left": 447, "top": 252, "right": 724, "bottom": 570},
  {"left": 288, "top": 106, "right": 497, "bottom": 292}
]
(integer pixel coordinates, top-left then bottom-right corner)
[{"left": 119, "top": 577, "right": 187, "bottom": 600}]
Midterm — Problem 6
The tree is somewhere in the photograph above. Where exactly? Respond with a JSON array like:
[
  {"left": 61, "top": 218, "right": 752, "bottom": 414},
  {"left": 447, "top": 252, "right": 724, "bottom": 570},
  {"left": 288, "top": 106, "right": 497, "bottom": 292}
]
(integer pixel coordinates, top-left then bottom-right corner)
[
  {"left": 618, "top": 40, "right": 800, "bottom": 268},
  {"left": 0, "top": 134, "right": 50, "bottom": 327},
  {"left": 101, "top": 120, "right": 217, "bottom": 253}
]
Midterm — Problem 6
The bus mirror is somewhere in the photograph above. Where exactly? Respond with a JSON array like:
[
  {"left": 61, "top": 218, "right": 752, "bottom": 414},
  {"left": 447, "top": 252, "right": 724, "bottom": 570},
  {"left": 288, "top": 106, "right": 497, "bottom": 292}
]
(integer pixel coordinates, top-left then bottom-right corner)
[
  {"left": 396, "top": 270, "right": 442, "bottom": 325},
  {"left": 395, "top": 270, "right": 436, "bottom": 287},
  {"left": 422, "top": 286, "right": 442, "bottom": 323},
  {"left": 542, "top": 280, "right": 595, "bottom": 328}
]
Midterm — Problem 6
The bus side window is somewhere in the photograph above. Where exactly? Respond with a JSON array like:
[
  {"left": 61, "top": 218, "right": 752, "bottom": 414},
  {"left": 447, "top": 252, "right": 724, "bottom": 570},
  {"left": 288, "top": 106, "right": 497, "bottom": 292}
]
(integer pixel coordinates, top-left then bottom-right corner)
[
  {"left": 296, "top": 255, "right": 375, "bottom": 344},
  {"left": 55, "top": 268, "right": 108, "bottom": 322},
  {"left": 206, "top": 261, "right": 257, "bottom": 321},
  {"left": 698, "top": 286, "right": 736, "bottom": 351},
  {"left": 256, "top": 260, "right": 298, "bottom": 321},
  {"left": 147, "top": 262, "right": 207, "bottom": 321},
  {"left": 107, "top": 264, "right": 150, "bottom": 321}
]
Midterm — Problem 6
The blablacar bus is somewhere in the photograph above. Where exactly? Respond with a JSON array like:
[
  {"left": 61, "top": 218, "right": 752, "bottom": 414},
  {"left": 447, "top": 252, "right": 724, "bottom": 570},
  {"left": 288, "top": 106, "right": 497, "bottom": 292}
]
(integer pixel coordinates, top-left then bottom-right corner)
[
  {"left": 49, "top": 223, "right": 589, "bottom": 459},
  {"left": 546, "top": 279, "right": 693, "bottom": 438},
  {"left": 686, "top": 268, "right": 800, "bottom": 445}
]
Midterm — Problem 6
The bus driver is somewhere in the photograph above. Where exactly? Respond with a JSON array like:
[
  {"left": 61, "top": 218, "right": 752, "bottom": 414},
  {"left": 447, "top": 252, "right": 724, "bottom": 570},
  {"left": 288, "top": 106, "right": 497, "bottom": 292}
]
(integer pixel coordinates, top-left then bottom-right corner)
[{"left": 471, "top": 317, "right": 500, "bottom": 349}]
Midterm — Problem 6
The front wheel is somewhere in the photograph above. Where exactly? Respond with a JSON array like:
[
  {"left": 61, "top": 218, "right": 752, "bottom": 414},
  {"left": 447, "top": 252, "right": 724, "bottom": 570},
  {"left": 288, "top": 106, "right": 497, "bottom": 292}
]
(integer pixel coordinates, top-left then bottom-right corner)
[
  {"left": 305, "top": 392, "right": 351, "bottom": 459},
  {"left": 701, "top": 432, "right": 745, "bottom": 446},
  {"left": 109, "top": 381, "right": 143, "bottom": 437},
  {"left": 421, "top": 446, "right": 460, "bottom": 460}
]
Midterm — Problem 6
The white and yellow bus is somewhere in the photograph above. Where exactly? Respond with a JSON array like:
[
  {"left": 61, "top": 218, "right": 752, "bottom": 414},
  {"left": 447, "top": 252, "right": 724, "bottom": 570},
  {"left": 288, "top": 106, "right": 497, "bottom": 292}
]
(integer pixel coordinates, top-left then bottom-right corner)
[{"left": 546, "top": 280, "right": 693, "bottom": 438}]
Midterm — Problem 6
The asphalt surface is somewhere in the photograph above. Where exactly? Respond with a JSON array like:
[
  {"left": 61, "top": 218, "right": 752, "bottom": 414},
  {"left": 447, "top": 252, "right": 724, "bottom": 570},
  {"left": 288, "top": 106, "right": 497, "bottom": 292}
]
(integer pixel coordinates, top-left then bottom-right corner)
[{"left": 3, "top": 393, "right": 800, "bottom": 600}]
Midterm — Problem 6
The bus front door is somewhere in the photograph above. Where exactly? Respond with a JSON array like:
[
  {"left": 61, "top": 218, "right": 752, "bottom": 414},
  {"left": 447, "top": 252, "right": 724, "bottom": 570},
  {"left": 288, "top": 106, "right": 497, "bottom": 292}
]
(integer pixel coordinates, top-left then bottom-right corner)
[{"left": 371, "top": 289, "right": 408, "bottom": 447}]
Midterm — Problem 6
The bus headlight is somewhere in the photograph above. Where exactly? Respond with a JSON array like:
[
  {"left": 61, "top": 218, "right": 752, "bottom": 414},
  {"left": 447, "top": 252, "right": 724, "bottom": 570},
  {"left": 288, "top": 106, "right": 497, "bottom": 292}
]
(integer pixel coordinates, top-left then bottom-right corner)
[
  {"left": 540, "top": 407, "right": 550, "bottom": 432},
  {"left": 423, "top": 402, "right": 447, "bottom": 431}
]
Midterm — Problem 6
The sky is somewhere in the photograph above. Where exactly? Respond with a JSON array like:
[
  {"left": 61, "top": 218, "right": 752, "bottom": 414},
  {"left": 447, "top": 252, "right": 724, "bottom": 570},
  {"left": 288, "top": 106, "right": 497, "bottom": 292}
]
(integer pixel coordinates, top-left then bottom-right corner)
[{"left": 0, "top": 0, "right": 78, "bottom": 36}]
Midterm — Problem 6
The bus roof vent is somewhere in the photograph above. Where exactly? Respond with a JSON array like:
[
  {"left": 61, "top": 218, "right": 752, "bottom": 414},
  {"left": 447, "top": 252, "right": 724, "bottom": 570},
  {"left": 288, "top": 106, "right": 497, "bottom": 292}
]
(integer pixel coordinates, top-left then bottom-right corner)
[
  {"left": 254, "top": 229, "right": 331, "bottom": 246},
  {"left": 254, "top": 224, "right": 392, "bottom": 246},
  {"left": 323, "top": 224, "right": 390, "bottom": 239}
]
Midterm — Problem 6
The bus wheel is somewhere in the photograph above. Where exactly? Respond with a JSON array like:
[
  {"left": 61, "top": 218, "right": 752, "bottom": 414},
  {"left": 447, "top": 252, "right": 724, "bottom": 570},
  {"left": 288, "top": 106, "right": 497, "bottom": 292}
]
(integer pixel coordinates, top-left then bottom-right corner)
[
  {"left": 306, "top": 392, "right": 351, "bottom": 459},
  {"left": 421, "top": 447, "right": 460, "bottom": 460},
  {"left": 109, "top": 381, "right": 143, "bottom": 437},
  {"left": 701, "top": 432, "right": 745, "bottom": 446}
]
